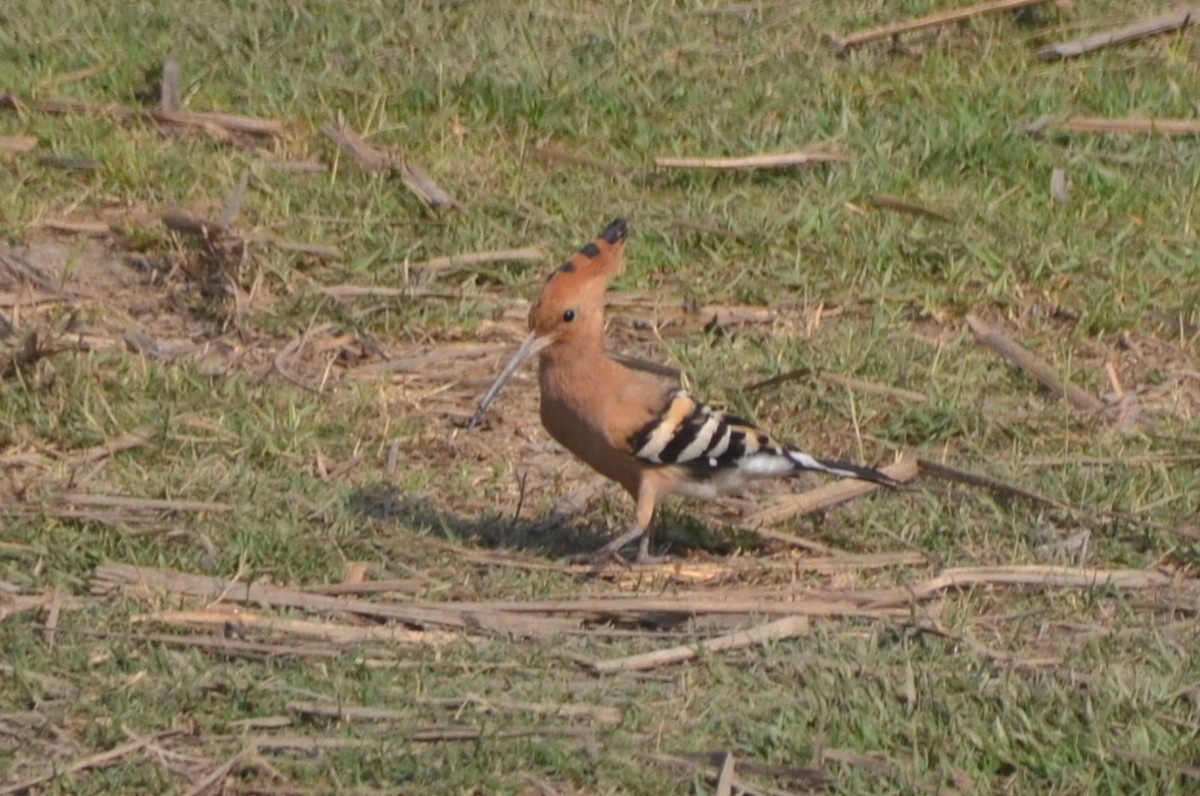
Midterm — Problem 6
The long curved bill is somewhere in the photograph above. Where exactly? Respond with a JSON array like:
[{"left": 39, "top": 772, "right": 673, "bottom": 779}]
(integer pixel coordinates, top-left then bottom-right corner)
[{"left": 468, "top": 332, "right": 553, "bottom": 428}]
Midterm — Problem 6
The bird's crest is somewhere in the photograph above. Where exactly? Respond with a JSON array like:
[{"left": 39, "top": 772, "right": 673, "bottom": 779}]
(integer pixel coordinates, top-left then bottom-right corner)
[{"left": 529, "top": 218, "right": 628, "bottom": 337}]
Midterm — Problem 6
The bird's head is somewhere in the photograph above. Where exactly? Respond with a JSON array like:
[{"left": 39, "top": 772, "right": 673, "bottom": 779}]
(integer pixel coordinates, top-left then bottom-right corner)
[{"left": 468, "top": 218, "right": 628, "bottom": 427}]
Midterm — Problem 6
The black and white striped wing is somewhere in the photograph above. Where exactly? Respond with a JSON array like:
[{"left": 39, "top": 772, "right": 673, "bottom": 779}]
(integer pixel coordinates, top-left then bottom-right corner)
[{"left": 625, "top": 389, "right": 895, "bottom": 485}]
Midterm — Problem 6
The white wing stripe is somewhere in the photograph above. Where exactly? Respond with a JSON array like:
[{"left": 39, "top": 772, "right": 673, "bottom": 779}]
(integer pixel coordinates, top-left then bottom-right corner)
[{"left": 673, "top": 413, "right": 723, "bottom": 463}]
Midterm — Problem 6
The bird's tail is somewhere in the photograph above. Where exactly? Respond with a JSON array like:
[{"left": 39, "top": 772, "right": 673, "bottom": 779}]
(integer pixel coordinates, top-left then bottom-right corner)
[{"left": 786, "top": 449, "right": 899, "bottom": 488}]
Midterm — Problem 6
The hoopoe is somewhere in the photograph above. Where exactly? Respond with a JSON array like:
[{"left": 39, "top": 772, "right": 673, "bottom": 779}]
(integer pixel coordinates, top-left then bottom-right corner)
[{"left": 471, "top": 218, "right": 896, "bottom": 562}]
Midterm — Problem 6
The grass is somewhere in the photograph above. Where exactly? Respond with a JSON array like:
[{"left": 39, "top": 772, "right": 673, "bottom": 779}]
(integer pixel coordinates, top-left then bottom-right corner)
[{"left": 2, "top": 0, "right": 1199, "bottom": 793}]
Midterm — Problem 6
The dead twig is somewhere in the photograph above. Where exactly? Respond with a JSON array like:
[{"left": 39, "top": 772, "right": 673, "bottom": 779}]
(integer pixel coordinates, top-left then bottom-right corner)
[
  {"left": 831, "top": 0, "right": 1049, "bottom": 49},
  {"left": 66, "top": 426, "right": 157, "bottom": 468},
  {"left": 916, "top": 457, "right": 1073, "bottom": 511},
  {"left": 1038, "top": 7, "right": 1200, "bottom": 60},
  {"left": 530, "top": 145, "right": 640, "bottom": 179},
  {"left": 285, "top": 706, "right": 588, "bottom": 742},
  {"left": 321, "top": 120, "right": 461, "bottom": 210},
  {"left": 1058, "top": 116, "right": 1200, "bottom": 136},
  {"left": 869, "top": 565, "right": 1199, "bottom": 608},
  {"left": 411, "top": 246, "right": 545, "bottom": 276},
  {"left": 135, "top": 631, "right": 345, "bottom": 660},
  {"left": 655, "top": 148, "right": 847, "bottom": 170},
  {"left": 93, "top": 563, "right": 576, "bottom": 636},
  {"left": 0, "top": 730, "right": 177, "bottom": 795},
  {"left": 646, "top": 752, "right": 813, "bottom": 796},
  {"left": 0, "top": 92, "right": 282, "bottom": 137},
  {"left": 964, "top": 314, "right": 1106, "bottom": 414},
  {"left": 715, "top": 751, "right": 736, "bottom": 796},
  {"left": 159, "top": 55, "right": 181, "bottom": 113},
  {"left": 867, "top": 194, "right": 955, "bottom": 223},
  {"left": 135, "top": 608, "right": 456, "bottom": 646},
  {"left": 0, "top": 135, "right": 37, "bottom": 154},
  {"left": 744, "top": 458, "right": 918, "bottom": 529},
  {"left": 586, "top": 615, "right": 810, "bottom": 674},
  {"left": 55, "top": 492, "right": 232, "bottom": 514},
  {"left": 180, "top": 752, "right": 244, "bottom": 796},
  {"left": 400, "top": 161, "right": 463, "bottom": 211},
  {"left": 746, "top": 367, "right": 927, "bottom": 404}
]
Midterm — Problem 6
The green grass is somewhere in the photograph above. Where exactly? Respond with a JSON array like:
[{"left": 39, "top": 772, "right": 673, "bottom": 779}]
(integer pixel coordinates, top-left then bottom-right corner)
[{"left": 3, "top": 1, "right": 1200, "bottom": 793}]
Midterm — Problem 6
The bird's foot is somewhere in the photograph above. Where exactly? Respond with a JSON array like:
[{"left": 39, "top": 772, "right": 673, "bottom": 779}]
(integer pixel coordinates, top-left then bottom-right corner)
[{"left": 561, "top": 524, "right": 672, "bottom": 567}]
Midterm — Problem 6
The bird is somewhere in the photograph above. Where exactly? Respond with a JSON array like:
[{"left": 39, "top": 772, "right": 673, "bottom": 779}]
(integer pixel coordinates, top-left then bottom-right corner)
[{"left": 470, "top": 218, "right": 897, "bottom": 562}]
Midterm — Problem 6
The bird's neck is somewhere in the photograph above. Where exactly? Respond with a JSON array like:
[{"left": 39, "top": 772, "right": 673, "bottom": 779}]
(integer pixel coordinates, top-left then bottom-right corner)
[{"left": 538, "top": 338, "right": 615, "bottom": 403}]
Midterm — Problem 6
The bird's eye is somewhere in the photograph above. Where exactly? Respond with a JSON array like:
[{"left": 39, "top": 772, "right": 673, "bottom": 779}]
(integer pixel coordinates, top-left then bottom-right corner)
[{"left": 562, "top": 309, "right": 576, "bottom": 323}]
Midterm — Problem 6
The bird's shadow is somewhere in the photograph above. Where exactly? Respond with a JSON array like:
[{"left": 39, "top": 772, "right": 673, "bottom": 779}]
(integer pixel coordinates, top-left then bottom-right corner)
[
  {"left": 348, "top": 483, "right": 612, "bottom": 560},
  {"left": 347, "top": 483, "right": 751, "bottom": 560}
]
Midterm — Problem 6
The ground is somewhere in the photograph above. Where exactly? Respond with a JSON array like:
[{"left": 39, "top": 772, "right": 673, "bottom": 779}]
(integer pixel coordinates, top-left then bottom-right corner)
[{"left": 1, "top": 1, "right": 1199, "bottom": 794}]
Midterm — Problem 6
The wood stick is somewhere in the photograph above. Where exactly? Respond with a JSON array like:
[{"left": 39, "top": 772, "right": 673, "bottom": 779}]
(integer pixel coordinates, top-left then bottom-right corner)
[
  {"left": 56, "top": 492, "right": 232, "bottom": 513},
  {"left": 744, "top": 458, "right": 918, "bottom": 529},
  {"left": 0, "top": 732, "right": 171, "bottom": 795},
  {"left": 179, "top": 753, "right": 242, "bottom": 796},
  {"left": 646, "top": 752, "right": 806, "bottom": 796},
  {"left": 867, "top": 194, "right": 955, "bottom": 223},
  {"left": 831, "top": 0, "right": 1049, "bottom": 49},
  {"left": 0, "top": 93, "right": 282, "bottom": 137},
  {"left": 530, "top": 145, "right": 639, "bottom": 178},
  {"left": 869, "top": 565, "right": 1199, "bottom": 608},
  {"left": 916, "top": 457, "right": 1072, "bottom": 510},
  {"left": 1038, "top": 7, "right": 1200, "bottom": 60},
  {"left": 588, "top": 615, "right": 809, "bottom": 674},
  {"left": 1059, "top": 116, "right": 1200, "bottom": 136},
  {"left": 281, "top": 708, "right": 586, "bottom": 742},
  {"left": 0, "top": 135, "right": 37, "bottom": 154},
  {"left": 428, "top": 594, "right": 904, "bottom": 620},
  {"left": 715, "top": 751, "right": 736, "bottom": 796},
  {"left": 321, "top": 121, "right": 461, "bottom": 209},
  {"left": 655, "top": 149, "right": 847, "bottom": 170},
  {"left": 964, "top": 314, "right": 1105, "bottom": 413},
  {"left": 42, "top": 219, "right": 110, "bottom": 235},
  {"left": 134, "top": 609, "right": 457, "bottom": 646},
  {"left": 413, "top": 246, "right": 545, "bottom": 273},
  {"left": 320, "top": 122, "right": 390, "bottom": 171},
  {"left": 159, "top": 55, "right": 181, "bottom": 113},
  {"left": 93, "top": 563, "right": 472, "bottom": 631},
  {"left": 400, "top": 161, "right": 463, "bottom": 211},
  {"left": 747, "top": 367, "right": 927, "bottom": 403},
  {"left": 67, "top": 426, "right": 157, "bottom": 467},
  {"left": 95, "top": 563, "right": 577, "bottom": 637},
  {"left": 136, "top": 631, "right": 344, "bottom": 659}
]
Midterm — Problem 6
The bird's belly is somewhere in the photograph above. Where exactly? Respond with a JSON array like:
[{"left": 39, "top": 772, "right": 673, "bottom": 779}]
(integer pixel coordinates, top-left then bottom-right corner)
[
  {"left": 540, "top": 396, "right": 641, "bottom": 494},
  {"left": 670, "top": 466, "right": 751, "bottom": 500}
]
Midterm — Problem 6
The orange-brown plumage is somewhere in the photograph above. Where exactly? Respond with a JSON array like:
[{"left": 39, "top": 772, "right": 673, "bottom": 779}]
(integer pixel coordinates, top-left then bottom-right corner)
[{"left": 472, "top": 218, "right": 895, "bottom": 561}]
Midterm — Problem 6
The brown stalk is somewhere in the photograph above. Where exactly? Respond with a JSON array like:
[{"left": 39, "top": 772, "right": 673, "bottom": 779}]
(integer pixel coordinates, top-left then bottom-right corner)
[
  {"left": 1038, "top": 7, "right": 1200, "bottom": 60},
  {"left": 530, "top": 145, "right": 640, "bottom": 178},
  {"left": 1060, "top": 116, "right": 1200, "bottom": 136},
  {"left": 321, "top": 121, "right": 461, "bottom": 210},
  {"left": 0, "top": 92, "right": 283, "bottom": 137},
  {"left": 964, "top": 314, "right": 1106, "bottom": 413},
  {"left": 587, "top": 615, "right": 809, "bottom": 674},
  {"left": 655, "top": 148, "right": 847, "bottom": 170},
  {"left": 744, "top": 458, "right": 918, "bottom": 529},
  {"left": 869, "top": 565, "right": 1198, "bottom": 608},
  {"left": 646, "top": 752, "right": 808, "bottom": 796},
  {"left": 412, "top": 246, "right": 545, "bottom": 274},
  {"left": 0, "top": 135, "right": 37, "bottom": 153},
  {"left": 0, "top": 731, "right": 177, "bottom": 795},
  {"left": 867, "top": 194, "right": 955, "bottom": 223},
  {"left": 831, "top": 0, "right": 1049, "bottom": 49},
  {"left": 136, "top": 608, "right": 455, "bottom": 646}
]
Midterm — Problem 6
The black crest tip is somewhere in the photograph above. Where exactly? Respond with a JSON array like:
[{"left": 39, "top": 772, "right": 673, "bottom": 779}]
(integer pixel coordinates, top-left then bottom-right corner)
[{"left": 599, "top": 218, "right": 628, "bottom": 245}]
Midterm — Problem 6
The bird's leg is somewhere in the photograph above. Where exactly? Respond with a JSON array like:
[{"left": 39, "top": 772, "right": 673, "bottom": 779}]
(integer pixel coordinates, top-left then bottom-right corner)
[
  {"left": 594, "top": 520, "right": 647, "bottom": 559},
  {"left": 595, "top": 482, "right": 671, "bottom": 564}
]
